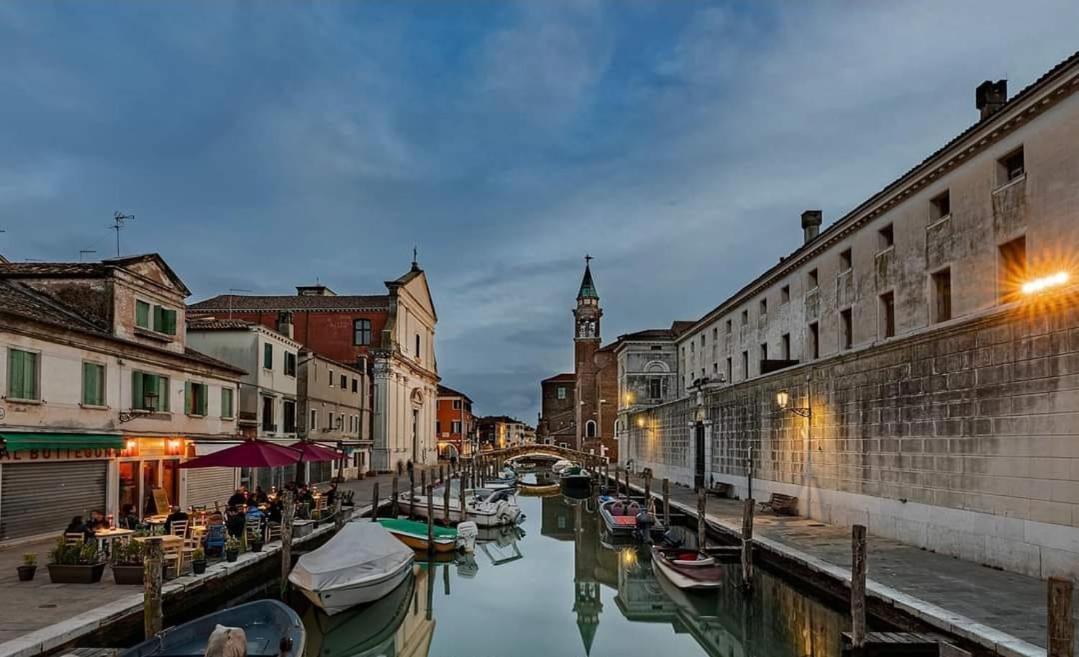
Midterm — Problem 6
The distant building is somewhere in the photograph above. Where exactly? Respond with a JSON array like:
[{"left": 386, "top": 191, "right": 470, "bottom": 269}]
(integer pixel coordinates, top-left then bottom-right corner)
[
  {"left": 190, "top": 258, "right": 439, "bottom": 471},
  {"left": 297, "top": 349, "right": 370, "bottom": 480},
  {"left": 476, "top": 415, "right": 531, "bottom": 450},
  {"left": 436, "top": 384, "right": 474, "bottom": 459},
  {"left": 537, "top": 373, "right": 575, "bottom": 446}
]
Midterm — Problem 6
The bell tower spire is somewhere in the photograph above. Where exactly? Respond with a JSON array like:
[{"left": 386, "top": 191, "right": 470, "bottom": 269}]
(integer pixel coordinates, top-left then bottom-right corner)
[{"left": 573, "top": 255, "right": 602, "bottom": 451}]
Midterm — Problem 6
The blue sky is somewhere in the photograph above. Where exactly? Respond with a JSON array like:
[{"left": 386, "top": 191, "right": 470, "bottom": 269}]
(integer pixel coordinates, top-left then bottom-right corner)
[{"left": 2, "top": 2, "right": 1078, "bottom": 423}]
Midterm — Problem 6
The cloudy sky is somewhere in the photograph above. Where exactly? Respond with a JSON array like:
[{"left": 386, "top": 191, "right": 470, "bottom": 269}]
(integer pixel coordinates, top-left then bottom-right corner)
[{"left": 2, "top": 2, "right": 1077, "bottom": 422}]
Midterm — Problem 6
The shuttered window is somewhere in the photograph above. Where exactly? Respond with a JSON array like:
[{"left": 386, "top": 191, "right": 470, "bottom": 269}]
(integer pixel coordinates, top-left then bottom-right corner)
[
  {"left": 138, "top": 301, "right": 176, "bottom": 335},
  {"left": 284, "top": 352, "right": 296, "bottom": 376},
  {"left": 0, "top": 461, "right": 107, "bottom": 540},
  {"left": 221, "top": 387, "right": 234, "bottom": 418},
  {"left": 136, "top": 300, "right": 151, "bottom": 329},
  {"left": 263, "top": 343, "right": 273, "bottom": 369},
  {"left": 82, "top": 362, "right": 105, "bottom": 406},
  {"left": 132, "top": 371, "right": 169, "bottom": 412},
  {"left": 7, "top": 349, "right": 39, "bottom": 401},
  {"left": 185, "top": 381, "right": 208, "bottom": 416}
]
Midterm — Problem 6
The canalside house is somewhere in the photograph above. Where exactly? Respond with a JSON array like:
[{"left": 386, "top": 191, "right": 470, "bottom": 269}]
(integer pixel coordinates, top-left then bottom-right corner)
[
  {"left": 622, "top": 55, "right": 1079, "bottom": 580},
  {"left": 436, "top": 384, "right": 474, "bottom": 460},
  {"left": 190, "top": 258, "right": 438, "bottom": 472},
  {"left": 296, "top": 348, "right": 370, "bottom": 480},
  {"left": 0, "top": 255, "right": 244, "bottom": 543},
  {"left": 537, "top": 373, "right": 576, "bottom": 447},
  {"left": 476, "top": 415, "right": 532, "bottom": 450}
]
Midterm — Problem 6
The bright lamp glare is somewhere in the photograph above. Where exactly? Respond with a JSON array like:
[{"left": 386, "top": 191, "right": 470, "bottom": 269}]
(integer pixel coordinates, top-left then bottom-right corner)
[{"left": 1021, "top": 271, "right": 1069, "bottom": 295}]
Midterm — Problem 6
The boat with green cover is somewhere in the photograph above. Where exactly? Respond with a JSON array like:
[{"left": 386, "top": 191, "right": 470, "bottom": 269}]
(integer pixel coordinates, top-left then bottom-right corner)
[{"left": 378, "top": 518, "right": 474, "bottom": 553}]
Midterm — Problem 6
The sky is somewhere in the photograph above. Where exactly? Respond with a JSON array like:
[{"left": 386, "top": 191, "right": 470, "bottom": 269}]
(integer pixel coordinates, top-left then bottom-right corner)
[{"left": 2, "top": 2, "right": 1078, "bottom": 423}]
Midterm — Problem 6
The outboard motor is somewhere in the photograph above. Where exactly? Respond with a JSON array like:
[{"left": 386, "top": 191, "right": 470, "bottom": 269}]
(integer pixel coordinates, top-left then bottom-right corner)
[{"left": 660, "top": 526, "right": 686, "bottom": 548}]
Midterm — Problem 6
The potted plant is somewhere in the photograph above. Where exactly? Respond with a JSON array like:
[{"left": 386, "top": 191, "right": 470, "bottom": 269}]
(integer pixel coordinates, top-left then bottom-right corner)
[
  {"left": 250, "top": 531, "right": 264, "bottom": 553},
  {"left": 191, "top": 548, "right": 207, "bottom": 575},
  {"left": 47, "top": 539, "right": 106, "bottom": 584},
  {"left": 110, "top": 540, "right": 145, "bottom": 585},
  {"left": 225, "top": 536, "right": 241, "bottom": 563},
  {"left": 17, "top": 553, "right": 37, "bottom": 582}
]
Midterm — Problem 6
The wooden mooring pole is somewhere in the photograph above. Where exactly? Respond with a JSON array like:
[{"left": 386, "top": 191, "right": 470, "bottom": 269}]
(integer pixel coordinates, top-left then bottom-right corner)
[
  {"left": 426, "top": 486, "right": 435, "bottom": 554},
  {"left": 1048, "top": 576, "right": 1074, "bottom": 657},
  {"left": 280, "top": 490, "right": 294, "bottom": 600},
  {"left": 443, "top": 477, "right": 451, "bottom": 525},
  {"left": 440, "top": 464, "right": 445, "bottom": 484},
  {"left": 851, "top": 524, "right": 867, "bottom": 650},
  {"left": 615, "top": 467, "right": 622, "bottom": 496},
  {"left": 391, "top": 476, "right": 399, "bottom": 517},
  {"left": 459, "top": 472, "right": 467, "bottom": 519},
  {"left": 697, "top": 488, "right": 707, "bottom": 549},
  {"left": 371, "top": 482, "right": 380, "bottom": 521},
  {"left": 741, "top": 498, "right": 754, "bottom": 591},
  {"left": 662, "top": 478, "right": 671, "bottom": 528},
  {"left": 408, "top": 469, "right": 415, "bottom": 518},
  {"left": 643, "top": 471, "right": 652, "bottom": 504},
  {"left": 420, "top": 469, "right": 427, "bottom": 509},
  {"left": 142, "top": 536, "right": 163, "bottom": 638},
  {"left": 334, "top": 496, "right": 344, "bottom": 532}
]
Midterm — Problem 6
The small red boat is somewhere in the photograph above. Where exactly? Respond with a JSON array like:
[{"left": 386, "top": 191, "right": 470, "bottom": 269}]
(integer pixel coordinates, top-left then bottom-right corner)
[{"left": 651, "top": 546, "right": 724, "bottom": 590}]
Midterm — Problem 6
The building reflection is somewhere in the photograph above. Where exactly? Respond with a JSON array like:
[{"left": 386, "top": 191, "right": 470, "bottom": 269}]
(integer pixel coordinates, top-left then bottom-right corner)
[{"left": 540, "top": 495, "right": 850, "bottom": 657}]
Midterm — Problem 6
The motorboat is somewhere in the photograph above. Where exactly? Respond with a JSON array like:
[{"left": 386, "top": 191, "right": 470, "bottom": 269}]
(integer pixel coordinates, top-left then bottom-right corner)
[
  {"left": 378, "top": 517, "right": 477, "bottom": 553},
  {"left": 302, "top": 566, "right": 416, "bottom": 657},
  {"left": 651, "top": 545, "right": 724, "bottom": 590},
  {"left": 289, "top": 522, "right": 415, "bottom": 616},
  {"left": 551, "top": 459, "right": 574, "bottom": 474},
  {"left": 481, "top": 465, "right": 518, "bottom": 490},
  {"left": 122, "top": 600, "right": 305, "bottom": 657},
  {"left": 559, "top": 465, "right": 592, "bottom": 498},
  {"left": 400, "top": 483, "right": 523, "bottom": 527}
]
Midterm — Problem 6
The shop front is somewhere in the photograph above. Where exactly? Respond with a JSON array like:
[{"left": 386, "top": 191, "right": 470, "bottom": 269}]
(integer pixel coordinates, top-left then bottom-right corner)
[
  {"left": 0, "top": 432, "right": 124, "bottom": 543},
  {"left": 117, "top": 436, "right": 186, "bottom": 520}
]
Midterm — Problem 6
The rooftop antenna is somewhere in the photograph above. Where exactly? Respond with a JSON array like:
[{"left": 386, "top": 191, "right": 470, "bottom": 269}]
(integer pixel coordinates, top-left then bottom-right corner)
[
  {"left": 111, "top": 212, "right": 135, "bottom": 257},
  {"left": 79, "top": 249, "right": 97, "bottom": 261},
  {"left": 411, "top": 245, "right": 419, "bottom": 270},
  {"left": 227, "top": 288, "right": 252, "bottom": 320}
]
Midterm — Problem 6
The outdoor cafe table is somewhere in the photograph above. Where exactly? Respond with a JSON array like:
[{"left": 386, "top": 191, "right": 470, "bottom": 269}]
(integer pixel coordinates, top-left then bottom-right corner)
[
  {"left": 133, "top": 534, "right": 184, "bottom": 550},
  {"left": 93, "top": 528, "right": 134, "bottom": 555}
]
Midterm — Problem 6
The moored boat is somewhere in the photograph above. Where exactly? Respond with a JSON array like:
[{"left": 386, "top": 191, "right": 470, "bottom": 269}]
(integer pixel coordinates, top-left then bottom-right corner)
[
  {"left": 289, "top": 522, "right": 415, "bottom": 616},
  {"left": 551, "top": 459, "right": 574, "bottom": 474},
  {"left": 559, "top": 465, "right": 592, "bottom": 498},
  {"left": 401, "top": 484, "right": 522, "bottom": 527},
  {"left": 651, "top": 545, "right": 724, "bottom": 590},
  {"left": 378, "top": 517, "right": 477, "bottom": 553},
  {"left": 599, "top": 498, "right": 642, "bottom": 538},
  {"left": 302, "top": 569, "right": 416, "bottom": 657},
  {"left": 121, "top": 600, "right": 305, "bottom": 657}
]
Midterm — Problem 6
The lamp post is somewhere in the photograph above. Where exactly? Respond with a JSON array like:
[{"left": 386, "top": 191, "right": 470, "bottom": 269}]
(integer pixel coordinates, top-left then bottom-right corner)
[{"left": 776, "top": 389, "right": 812, "bottom": 491}]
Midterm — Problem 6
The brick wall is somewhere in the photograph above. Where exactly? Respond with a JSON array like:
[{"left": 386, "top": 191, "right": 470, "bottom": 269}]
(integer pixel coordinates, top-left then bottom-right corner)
[{"left": 626, "top": 292, "right": 1079, "bottom": 579}]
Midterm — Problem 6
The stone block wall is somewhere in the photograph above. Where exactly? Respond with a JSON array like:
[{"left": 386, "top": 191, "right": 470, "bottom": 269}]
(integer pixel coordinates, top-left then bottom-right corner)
[{"left": 626, "top": 292, "right": 1079, "bottom": 579}]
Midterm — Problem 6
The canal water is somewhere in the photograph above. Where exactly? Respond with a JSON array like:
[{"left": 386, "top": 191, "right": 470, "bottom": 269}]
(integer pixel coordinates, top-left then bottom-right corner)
[{"left": 294, "top": 492, "right": 861, "bottom": 657}]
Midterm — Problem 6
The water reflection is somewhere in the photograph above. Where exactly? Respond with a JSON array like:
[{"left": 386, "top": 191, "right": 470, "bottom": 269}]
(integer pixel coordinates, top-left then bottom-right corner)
[{"left": 299, "top": 492, "right": 854, "bottom": 657}]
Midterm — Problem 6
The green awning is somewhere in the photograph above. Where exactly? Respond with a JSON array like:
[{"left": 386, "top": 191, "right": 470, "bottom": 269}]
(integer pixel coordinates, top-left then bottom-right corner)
[{"left": 0, "top": 433, "right": 125, "bottom": 452}]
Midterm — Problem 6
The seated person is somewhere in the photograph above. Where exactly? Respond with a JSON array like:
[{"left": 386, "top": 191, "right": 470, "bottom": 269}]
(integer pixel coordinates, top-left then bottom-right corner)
[
  {"left": 88, "top": 510, "right": 109, "bottom": 530},
  {"left": 225, "top": 508, "right": 245, "bottom": 538},
  {"left": 65, "top": 516, "right": 93, "bottom": 541},
  {"left": 253, "top": 486, "right": 268, "bottom": 505},
  {"left": 164, "top": 505, "right": 189, "bottom": 534},
  {"left": 226, "top": 488, "right": 247, "bottom": 508},
  {"left": 119, "top": 504, "right": 139, "bottom": 530},
  {"left": 324, "top": 482, "right": 338, "bottom": 506},
  {"left": 265, "top": 500, "right": 283, "bottom": 524}
]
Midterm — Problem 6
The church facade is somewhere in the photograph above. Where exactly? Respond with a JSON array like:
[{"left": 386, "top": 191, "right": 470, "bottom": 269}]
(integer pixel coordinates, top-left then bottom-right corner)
[{"left": 537, "top": 259, "right": 618, "bottom": 460}]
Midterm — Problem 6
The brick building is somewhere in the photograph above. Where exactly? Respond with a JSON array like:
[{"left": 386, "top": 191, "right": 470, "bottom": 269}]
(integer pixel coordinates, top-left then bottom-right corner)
[
  {"left": 436, "top": 384, "right": 474, "bottom": 459},
  {"left": 619, "top": 54, "right": 1079, "bottom": 580},
  {"left": 537, "top": 373, "right": 575, "bottom": 446},
  {"left": 190, "top": 259, "right": 439, "bottom": 471}
]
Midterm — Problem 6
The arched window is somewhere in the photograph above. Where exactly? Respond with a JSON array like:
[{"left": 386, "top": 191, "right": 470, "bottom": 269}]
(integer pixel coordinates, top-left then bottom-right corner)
[{"left": 585, "top": 420, "right": 597, "bottom": 438}]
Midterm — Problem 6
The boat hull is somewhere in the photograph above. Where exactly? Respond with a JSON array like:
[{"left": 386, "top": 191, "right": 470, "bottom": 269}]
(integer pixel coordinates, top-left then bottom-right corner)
[
  {"left": 299, "top": 559, "right": 414, "bottom": 616},
  {"left": 122, "top": 600, "right": 305, "bottom": 657},
  {"left": 401, "top": 493, "right": 521, "bottom": 527},
  {"left": 651, "top": 547, "right": 723, "bottom": 590},
  {"left": 387, "top": 530, "right": 458, "bottom": 553},
  {"left": 560, "top": 475, "right": 591, "bottom": 498}
]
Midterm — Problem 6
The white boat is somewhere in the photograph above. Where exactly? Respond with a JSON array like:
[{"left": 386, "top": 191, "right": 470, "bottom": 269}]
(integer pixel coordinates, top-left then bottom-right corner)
[
  {"left": 399, "top": 483, "right": 523, "bottom": 528},
  {"left": 551, "top": 459, "right": 574, "bottom": 474},
  {"left": 289, "top": 522, "right": 415, "bottom": 616}
]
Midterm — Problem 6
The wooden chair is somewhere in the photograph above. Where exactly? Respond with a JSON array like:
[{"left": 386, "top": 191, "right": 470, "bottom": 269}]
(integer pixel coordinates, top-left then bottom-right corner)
[
  {"left": 244, "top": 515, "right": 264, "bottom": 545},
  {"left": 265, "top": 522, "right": 282, "bottom": 543},
  {"left": 162, "top": 542, "right": 185, "bottom": 578},
  {"left": 182, "top": 527, "right": 204, "bottom": 568},
  {"left": 170, "top": 520, "right": 189, "bottom": 538},
  {"left": 64, "top": 532, "right": 85, "bottom": 546}
]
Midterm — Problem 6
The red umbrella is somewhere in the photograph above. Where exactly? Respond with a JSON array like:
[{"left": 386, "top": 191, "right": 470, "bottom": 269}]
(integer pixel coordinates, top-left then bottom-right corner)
[
  {"left": 289, "top": 441, "right": 344, "bottom": 463},
  {"left": 180, "top": 439, "right": 302, "bottom": 469}
]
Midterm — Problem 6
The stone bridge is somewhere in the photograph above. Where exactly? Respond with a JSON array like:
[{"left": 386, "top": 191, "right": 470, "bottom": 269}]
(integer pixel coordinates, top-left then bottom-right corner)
[{"left": 473, "top": 443, "right": 604, "bottom": 466}]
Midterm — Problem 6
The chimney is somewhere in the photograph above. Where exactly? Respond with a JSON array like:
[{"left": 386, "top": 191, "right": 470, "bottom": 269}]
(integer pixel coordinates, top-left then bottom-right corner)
[
  {"left": 276, "top": 311, "right": 294, "bottom": 339},
  {"left": 976, "top": 80, "right": 1007, "bottom": 120},
  {"left": 801, "top": 210, "right": 823, "bottom": 244}
]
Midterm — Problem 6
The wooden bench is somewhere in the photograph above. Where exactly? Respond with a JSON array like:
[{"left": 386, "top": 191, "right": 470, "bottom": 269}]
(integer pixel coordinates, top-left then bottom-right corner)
[
  {"left": 759, "top": 493, "right": 798, "bottom": 515},
  {"left": 841, "top": 631, "right": 951, "bottom": 657},
  {"left": 706, "top": 482, "right": 734, "bottom": 498}
]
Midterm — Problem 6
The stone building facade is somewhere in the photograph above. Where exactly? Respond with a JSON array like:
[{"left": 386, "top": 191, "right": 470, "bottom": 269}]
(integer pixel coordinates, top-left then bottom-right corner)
[
  {"left": 296, "top": 349, "right": 369, "bottom": 480},
  {"left": 620, "top": 54, "right": 1079, "bottom": 580},
  {"left": 436, "top": 384, "right": 474, "bottom": 459}
]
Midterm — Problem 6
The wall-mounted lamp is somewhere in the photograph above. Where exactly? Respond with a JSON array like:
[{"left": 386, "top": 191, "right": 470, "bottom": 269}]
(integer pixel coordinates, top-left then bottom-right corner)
[
  {"left": 776, "top": 390, "right": 811, "bottom": 417},
  {"left": 1021, "top": 271, "right": 1069, "bottom": 295}
]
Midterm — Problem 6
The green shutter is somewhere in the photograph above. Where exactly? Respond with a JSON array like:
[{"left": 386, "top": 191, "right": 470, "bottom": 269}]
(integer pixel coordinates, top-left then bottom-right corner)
[
  {"left": 8, "top": 350, "right": 37, "bottom": 401},
  {"left": 221, "top": 388, "right": 232, "bottom": 418},
  {"left": 82, "top": 363, "right": 103, "bottom": 406},
  {"left": 162, "top": 309, "right": 177, "bottom": 336},
  {"left": 198, "top": 384, "right": 207, "bottom": 416},
  {"left": 184, "top": 381, "right": 192, "bottom": 414},
  {"left": 157, "top": 375, "right": 169, "bottom": 412},
  {"left": 136, "top": 301, "right": 150, "bottom": 329},
  {"left": 153, "top": 305, "right": 164, "bottom": 332},
  {"left": 264, "top": 343, "right": 273, "bottom": 369},
  {"left": 8, "top": 350, "right": 24, "bottom": 399},
  {"left": 132, "top": 371, "right": 144, "bottom": 409}
]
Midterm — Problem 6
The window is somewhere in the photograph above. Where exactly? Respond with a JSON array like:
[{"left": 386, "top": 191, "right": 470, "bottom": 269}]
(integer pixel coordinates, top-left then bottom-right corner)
[
  {"left": 185, "top": 381, "right": 208, "bottom": 416},
  {"left": 263, "top": 343, "right": 273, "bottom": 369},
  {"left": 132, "top": 371, "right": 169, "bottom": 412},
  {"left": 781, "top": 333, "right": 791, "bottom": 360},
  {"left": 352, "top": 378, "right": 358, "bottom": 393},
  {"left": 807, "top": 268, "right": 819, "bottom": 290},
  {"left": 998, "top": 147, "right": 1025, "bottom": 184},
  {"left": 878, "top": 224, "right": 894, "bottom": 251},
  {"left": 310, "top": 409, "right": 317, "bottom": 431},
  {"left": 557, "top": 386, "right": 566, "bottom": 400},
  {"left": 998, "top": 236, "right": 1027, "bottom": 303},
  {"left": 781, "top": 285, "right": 790, "bottom": 304},
  {"left": 283, "top": 400, "right": 296, "bottom": 433},
  {"left": 840, "top": 308, "right": 853, "bottom": 350},
  {"left": 649, "top": 377, "right": 662, "bottom": 399},
  {"left": 452, "top": 421, "right": 462, "bottom": 434},
  {"left": 759, "top": 298, "right": 768, "bottom": 316},
  {"left": 932, "top": 268, "right": 952, "bottom": 323},
  {"left": 839, "top": 248, "right": 852, "bottom": 272},
  {"left": 760, "top": 342, "right": 768, "bottom": 362},
  {"left": 452, "top": 399, "right": 462, "bottom": 410},
  {"left": 585, "top": 420, "right": 597, "bottom": 438},
  {"left": 327, "top": 411, "right": 335, "bottom": 430},
  {"left": 879, "top": 291, "right": 896, "bottom": 339},
  {"left": 808, "top": 322, "right": 819, "bottom": 360},
  {"left": 741, "top": 351, "right": 749, "bottom": 380},
  {"left": 82, "top": 362, "right": 105, "bottom": 406},
  {"left": 712, "top": 327, "right": 718, "bottom": 341},
  {"left": 136, "top": 300, "right": 151, "bottom": 329},
  {"left": 340, "top": 374, "right": 347, "bottom": 389},
  {"left": 7, "top": 349, "right": 39, "bottom": 401},
  {"left": 436, "top": 420, "right": 442, "bottom": 434},
  {"left": 221, "top": 387, "right": 234, "bottom": 418},
  {"left": 329, "top": 369, "right": 334, "bottom": 387},
  {"left": 725, "top": 319, "right": 732, "bottom": 335},
  {"left": 262, "top": 396, "right": 275, "bottom": 431},
  {"left": 725, "top": 357, "right": 732, "bottom": 383},
  {"left": 690, "top": 341, "right": 695, "bottom": 354},
  {"left": 930, "top": 190, "right": 951, "bottom": 222},
  {"left": 153, "top": 306, "right": 177, "bottom": 335},
  {"left": 741, "top": 309, "right": 749, "bottom": 325},
  {"left": 415, "top": 334, "right": 421, "bottom": 359},
  {"left": 284, "top": 352, "right": 296, "bottom": 377},
  {"left": 353, "top": 319, "right": 372, "bottom": 346}
]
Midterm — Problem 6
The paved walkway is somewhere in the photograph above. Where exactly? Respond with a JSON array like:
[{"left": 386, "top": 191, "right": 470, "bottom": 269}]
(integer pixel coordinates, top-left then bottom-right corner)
[
  {"left": 0, "top": 468, "right": 440, "bottom": 648},
  {"left": 620, "top": 474, "right": 1076, "bottom": 657}
]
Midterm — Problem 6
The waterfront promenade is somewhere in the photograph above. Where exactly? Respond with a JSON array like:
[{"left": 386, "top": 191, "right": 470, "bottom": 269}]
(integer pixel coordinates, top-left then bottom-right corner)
[{"left": 621, "top": 473, "right": 1077, "bottom": 657}]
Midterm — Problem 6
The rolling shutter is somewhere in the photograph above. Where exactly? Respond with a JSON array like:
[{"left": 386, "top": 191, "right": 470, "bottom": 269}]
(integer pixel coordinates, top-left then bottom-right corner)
[
  {"left": 0, "top": 461, "right": 107, "bottom": 541},
  {"left": 185, "top": 467, "right": 238, "bottom": 511}
]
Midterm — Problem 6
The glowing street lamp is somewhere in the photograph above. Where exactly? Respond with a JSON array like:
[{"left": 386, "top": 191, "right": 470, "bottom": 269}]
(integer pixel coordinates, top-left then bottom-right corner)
[
  {"left": 775, "top": 390, "right": 811, "bottom": 417},
  {"left": 1021, "top": 271, "right": 1069, "bottom": 295}
]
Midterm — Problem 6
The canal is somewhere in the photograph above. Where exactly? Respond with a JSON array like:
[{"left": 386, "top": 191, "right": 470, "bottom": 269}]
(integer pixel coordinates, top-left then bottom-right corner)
[{"left": 293, "top": 492, "right": 865, "bottom": 657}]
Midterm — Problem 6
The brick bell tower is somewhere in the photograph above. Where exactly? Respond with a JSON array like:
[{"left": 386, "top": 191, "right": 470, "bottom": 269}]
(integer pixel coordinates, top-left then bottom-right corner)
[{"left": 574, "top": 255, "right": 602, "bottom": 453}]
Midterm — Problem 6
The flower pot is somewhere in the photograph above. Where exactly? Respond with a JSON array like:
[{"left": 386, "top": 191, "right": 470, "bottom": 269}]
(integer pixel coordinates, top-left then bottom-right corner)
[
  {"left": 111, "top": 564, "right": 144, "bottom": 585},
  {"left": 251, "top": 542, "right": 263, "bottom": 553},
  {"left": 16, "top": 565, "right": 36, "bottom": 582},
  {"left": 192, "top": 560, "right": 207, "bottom": 575},
  {"left": 47, "top": 563, "right": 106, "bottom": 584},
  {"left": 225, "top": 550, "right": 239, "bottom": 563}
]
